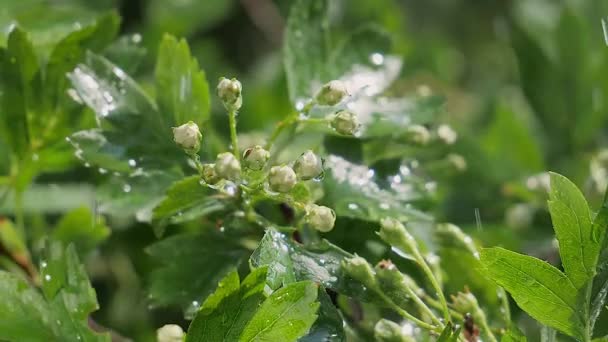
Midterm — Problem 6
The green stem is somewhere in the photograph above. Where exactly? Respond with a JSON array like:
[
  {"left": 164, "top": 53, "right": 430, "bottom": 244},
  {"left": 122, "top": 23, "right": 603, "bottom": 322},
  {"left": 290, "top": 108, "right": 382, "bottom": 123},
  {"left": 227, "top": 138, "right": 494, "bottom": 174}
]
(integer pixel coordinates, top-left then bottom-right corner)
[
  {"left": 376, "top": 291, "right": 441, "bottom": 333},
  {"left": 498, "top": 287, "right": 511, "bottom": 328},
  {"left": 414, "top": 251, "right": 451, "bottom": 323},
  {"left": 14, "top": 190, "right": 25, "bottom": 239},
  {"left": 265, "top": 99, "right": 316, "bottom": 151},
  {"left": 425, "top": 296, "right": 464, "bottom": 321},
  {"left": 228, "top": 109, "right": 239, "bottom": 159},
  {"left": 406, "top": 287, "right": 444, "bottom": 327}
]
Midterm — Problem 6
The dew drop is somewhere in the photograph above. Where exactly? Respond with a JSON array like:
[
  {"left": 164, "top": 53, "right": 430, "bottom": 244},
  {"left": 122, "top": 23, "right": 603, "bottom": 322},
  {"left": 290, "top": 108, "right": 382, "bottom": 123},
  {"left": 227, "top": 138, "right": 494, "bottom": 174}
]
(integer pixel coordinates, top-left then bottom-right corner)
[
  {"left": 83, "top": 162, "right": 91, "bottom": 168},
  {"left": 45, "top": 274, "right": 52, "bottom": 281},
  {"left": 122, "top": 184, "right": 132, "bottom": 193},
  {"left": 98, "top": 168, "right": 107, "bottom": 174},
  {"left": 128, "top": 159, "right": 137, "bottom": 167},
  {"left": 31, "top": 154, "right": 39, "bottom": 162},
  {"left": 370, "top": 52, "right": 385, "bottom": 66}
]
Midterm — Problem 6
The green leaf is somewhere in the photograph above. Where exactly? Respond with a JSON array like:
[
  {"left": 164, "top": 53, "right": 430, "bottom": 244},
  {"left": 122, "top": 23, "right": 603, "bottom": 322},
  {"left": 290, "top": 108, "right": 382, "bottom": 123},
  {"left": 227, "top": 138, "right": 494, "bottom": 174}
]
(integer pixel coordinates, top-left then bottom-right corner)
[
  {"left": 502, "top": 327, "right": 527, "bottom": 342},
  {"left": 0, "top": 27, "right": 38, "bottom": 158},
  {"left": 155, "top": 34, "right": 210, "bottom": 127},
  {"left": 251, "top": 229, "right": 369, "bottom": 300},
  {"left": 0, "top": 243, "right": 109, "bottom": 341},
  {"left": 323, "top": 155, "right": 431, "bottom": 223},
  {"left": 480, "top": 247, "right": 585, "bottom": 340},
  {"left": 52, "top": 207, "right": 110, "bottom": 255},
  {"left": 239, "top": 281, "right": 320, "bottom": 342},
  {"left": 436, "top": 323, "right": 461, "bottom": 342},
  {"left": 187, "top": 267, "right": 268, "bottom": 342},
  {"left": 548, "top": 172, "right": 598, "bottom": 288},
  {"left": 284, "top": 0, "right": 330, "bottom": 102},
  {"left": 147, "top": 231, "right": 249, "bottom": 310},
  {"left": 591, "top": 191, "right": 608, "bottom": 331},
  {"left": 300, "top": 289, "right": 345, "bottom": 342},
  {"left": 103, "top": 33, "right": 146, "bottom": 75},
  {"left": 152, "top": 175, "right": 227, "bottom": 226}
]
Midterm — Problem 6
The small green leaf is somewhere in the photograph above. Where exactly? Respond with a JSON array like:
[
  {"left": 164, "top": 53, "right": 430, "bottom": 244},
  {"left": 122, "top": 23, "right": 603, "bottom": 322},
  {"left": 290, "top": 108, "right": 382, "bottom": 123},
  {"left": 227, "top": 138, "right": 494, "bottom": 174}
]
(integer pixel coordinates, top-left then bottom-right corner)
[
  {"left": 103, "top": 34, "right": 146, "bottom": 74},
  {"left": 548, "top": 172, "right": 597, "bottom": 288},
  {"left": 300, "top": 289, "right": 345, "bottom": 342},
  {"left": 502, "top": 327, "right": 527, "bottom": 342},
  {"left": 284, "top": 0, "right": 330, "bottom": 102},
  {"left": 480, "top": 247, "right": 585, "bottom": 340},
  {"left": 155, "top": 34, "right": 210, "bottom": 127},
  {"left": 152, "top": 176, "right": 227, "bottom": 226},
  {"left": 239, "top": 281, "right": 320, "bottom": 342},
  {"left": 0, "top": 27, "right": 38, "bottom": 158},
  {"left": 0, "top": 243, "right": 109, "bottom": 341},
  {"left": 52, "top": 207, "right": 110, "bottom": 255},
  {"left": 147, "top": 231, "right": 249, "bottom": 310},
  {"left": 187, "top": 267, "right": 268, "bottom": 341},
  {"left": 436, "top": 323, "right": 461, "bottom": 342}
]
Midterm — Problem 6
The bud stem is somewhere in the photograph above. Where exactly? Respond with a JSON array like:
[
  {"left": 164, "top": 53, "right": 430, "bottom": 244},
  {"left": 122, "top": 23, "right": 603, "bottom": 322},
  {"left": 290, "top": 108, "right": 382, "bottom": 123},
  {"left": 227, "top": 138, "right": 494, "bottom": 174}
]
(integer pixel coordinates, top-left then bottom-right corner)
[
  {"left": 228, "top": 108, "right": 240, "bottom": 160},
  {"left": 414, "top": 251, "right": 452, "bottom": 323},
  {"left": 375, "top": 291, "right": 442, "bottom": 333}
]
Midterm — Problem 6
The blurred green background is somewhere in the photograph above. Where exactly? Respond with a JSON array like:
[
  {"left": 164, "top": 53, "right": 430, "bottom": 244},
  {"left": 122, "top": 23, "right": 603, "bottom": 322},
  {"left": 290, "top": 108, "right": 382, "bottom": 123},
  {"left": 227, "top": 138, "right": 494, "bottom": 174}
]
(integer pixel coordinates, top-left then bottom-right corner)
[{"left": 2, "top": 0, "right": 608, "bottom": 340}]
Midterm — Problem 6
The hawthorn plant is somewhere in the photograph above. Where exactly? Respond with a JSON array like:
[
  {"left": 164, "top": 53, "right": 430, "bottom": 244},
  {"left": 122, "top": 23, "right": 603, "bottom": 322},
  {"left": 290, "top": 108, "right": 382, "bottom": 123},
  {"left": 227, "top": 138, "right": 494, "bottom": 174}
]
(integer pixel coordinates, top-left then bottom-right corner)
[{"left": 1, "top": 1, "right": 608, "bottom": 342}]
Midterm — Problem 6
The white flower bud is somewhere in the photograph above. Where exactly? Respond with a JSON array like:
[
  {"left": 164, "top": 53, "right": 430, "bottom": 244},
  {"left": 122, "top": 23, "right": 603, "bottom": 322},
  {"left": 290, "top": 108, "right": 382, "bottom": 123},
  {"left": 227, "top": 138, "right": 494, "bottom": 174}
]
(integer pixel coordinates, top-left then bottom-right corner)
[
  {"left": 268, "top": 165, "right": 297, "bottom": 192},
  {"left": 374, "top": 319, "right": 416, "bottom": 342},
  {"left": 215, "top": 152, "right": 241, "bottom": 181},
  {"left": 447, "top": 153, "right": 466, "bottom": 172},
  {"left": 157, "top": 324, "right": 183, "bottom": 342},
  {"left": 306, "top": 204, "right": 336, "bottom": 232},
  {"left": 243, "top": 145, "right": 270, "bottom": 171},
  {"left": 294, "top": 150, "right": 323, "bottom": 180},
  {"left": 405, "top": 125, "right": 430, "bottom": 145},
  {"left": 342, "top": 255, "right": 376, "bottom": 287},
  {"left": 172, "top": 121, "right": 202, "bottom": 153},
  {"left": 315, "top": 80, "right": 348, "bottom": 106},
  {"left": 331, "top": 110, "right": 359, "bottom": 136},
  {"left": 201, "top": 163, "right": 218, "bottom": 184},
  {"left": 217, "top": 77, "right": 242, "bottom": 111},
  {"left": 437, "top": 124, "right": 457, "bottom": 145}
]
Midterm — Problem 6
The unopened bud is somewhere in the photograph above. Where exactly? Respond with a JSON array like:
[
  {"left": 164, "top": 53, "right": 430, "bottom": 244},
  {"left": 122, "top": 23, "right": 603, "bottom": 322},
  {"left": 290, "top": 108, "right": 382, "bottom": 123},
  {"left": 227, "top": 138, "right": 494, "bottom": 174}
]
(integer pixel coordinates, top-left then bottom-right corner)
[
  {"left": 306, "top": 204, "right": 336, "bottom": 232},
  {"left": 243, "top": 145, "right": 270, "bottom": 171},
  {"left": 217, "top": 77, "right": 242, "bottom": 111},
  {"left": 172, "top": 121, "right": 202, "bottom": 153},
  {"left": 268, "top": 165, "right": 297, "bottom": 192},
  {"left": 331, "top": 110, "right": 359, "bottom": 136},
  {"left": 215, "top": 152, "right": 241, "bottom": 181},
  {"left": 451, "top": 290, "right": 478, "bottom": 314},
  {"left": 201, "top": 163, "right": 219, "bottom": 184},
  {"left": 378, "top": 217, "right": 418, "bottom": 255},
  {"left": 405, "top": 125, "right": 430, "bottom": 145},
  {"left": 374, "top": 319, "right": 415, "bottom": 342},
  {"left": 437, "top": 124, "right": 457, "bottom": 145},
  {"left": 315, "top": 80, "right": 348, "bottom": 106},
  {"left": 294, "top": 150, "right": 323, "bottom": 180},
  {"left": 157, "top": 324, "right": 184, "bottom": 342},
  {"left": 447, "top": 153, "right": 466, "bottom": 172},
  {"left": 342, "top": 255, "right": 376, "bottom": 287}
]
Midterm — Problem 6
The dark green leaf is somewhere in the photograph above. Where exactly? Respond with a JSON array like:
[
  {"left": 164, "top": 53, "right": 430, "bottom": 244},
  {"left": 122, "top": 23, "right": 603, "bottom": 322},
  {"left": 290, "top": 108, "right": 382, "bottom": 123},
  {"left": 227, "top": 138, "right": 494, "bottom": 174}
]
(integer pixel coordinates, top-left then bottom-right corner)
[
  {"left": 300, "top": 289, "right": 345, "bottom": 342},
  {"left": 548, "top": 172, "right": 598, "bottom": 289},
  {"left": 284, "top": 0, "right": 330, "bottom": 102},
  {"left": 147, "top": 231, "right": 249, "bottom": 310},
  {"left": 239, "top": 281, "right": 320, "bottom": 342},
  {"left": 502, "top": 327, "right": 527, "bottom": 342},
  {"left": 251, "top": 229, "right": 370, "bottom": 300},
  {"left": 0, "top": 27, "right": 38, "bottom": 158},
  {"left": 323, "top": 155, "right": 431, "bottom": 223},
  {"left": 187, "top": 267, "right": 268, "bottom": 342},
  {"left": 153, "top": 176, "right": 227, "bottom": 226},
  {"left": 103, "top": 34, "right": 146, "bottom": 74},
  {"left": 480, "top": 247, "right": 585, "bottom": 340},
  {"left": 436, "top": 323, "right": 461, "bottom": 342},
  {"left": 155, "top": 34, "right": 210, "bottom": 127}
]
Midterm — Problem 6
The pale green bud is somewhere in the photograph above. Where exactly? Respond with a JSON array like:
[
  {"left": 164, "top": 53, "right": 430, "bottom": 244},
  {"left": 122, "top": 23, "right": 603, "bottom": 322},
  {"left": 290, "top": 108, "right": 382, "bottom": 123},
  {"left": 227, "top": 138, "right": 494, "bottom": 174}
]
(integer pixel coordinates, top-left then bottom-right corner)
[
  {"left": 437, "top": 124, "right": 457, "bottom": 145},
  {"left": 378, "top": 217, "right": 419, "bottom": 258},
  {"left": 306, "top": 204, "right": 336, "bottom": 232},
  {"left": 172, "top": 121, "right": 202, "bottom": 153},
  {"left": 201, "top": 163, "right": 219, "bottom": 184},
  {"left": 447, "top": 153, "right": 466, "bottom": 172},
  {"left": 405, "top": 125, "right": 430, "bottom": 145},
  {"left": 268, "top": 165, "right": 297, "bottom": 192},
  {"left": 374, "top": 319, "right": 415, "bottom": 342},
  {"left": 315, "top": 80, "right": 348, "bottom": 106},
  {"left": 294, "top": 150, "right": 323, "bottom": 180},
  {"left": 243, "top": 145, "right": 270, "bottom": 171},
  {"left": 451, "top": 290, "right": 478, "bottom": 314},
  {"left": 217, "top": 77, "right": 242, "bottom": 111},
  {"left": 342, "top": 255, "right": 376, "bottom": 287},
  {"left": 331, "top": 110, "right": 359, "bottom": 136},
  {"left": 156, "top": 324, "right": 184, "bottom": 342},
  {"left": 215, "top": 152, "right": 241, "bottom": 181}
]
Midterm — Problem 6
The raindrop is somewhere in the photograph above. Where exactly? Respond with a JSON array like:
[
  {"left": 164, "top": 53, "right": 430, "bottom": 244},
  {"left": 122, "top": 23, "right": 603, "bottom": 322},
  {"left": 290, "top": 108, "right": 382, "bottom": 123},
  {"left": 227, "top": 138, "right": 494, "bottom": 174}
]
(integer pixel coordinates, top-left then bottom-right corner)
[
  {"left": 370, "top": 53, "right": 384, "bottom": 66},
  {"left": 128, "top": 159, "right": 137, "bottom": 167},
  {"left": 40, "top": 261, "right": 47, "bottom": 268},
  {"left": 348, "top": 203, "right": 359, "bottom": 210},
  {"left": 122, "top": 184, "right": 132, "bottom": 193},
  {"left": 98, "top": 168, "right": 108, "bottom": 174},
  {"left": 31, "top": 154, "right": 39, "bottom": 162},
  {"left": 132, "top": 33, "right": 142, "bottom": 44},
  {"left": 603, "top": 18, "right": 608, "bottom": 46},
  {"left": 83, "top": 162, "right": 91, "bottom": 168},
  {"left": 45, "top": 274, "right": 52, "bottom": 281}
]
